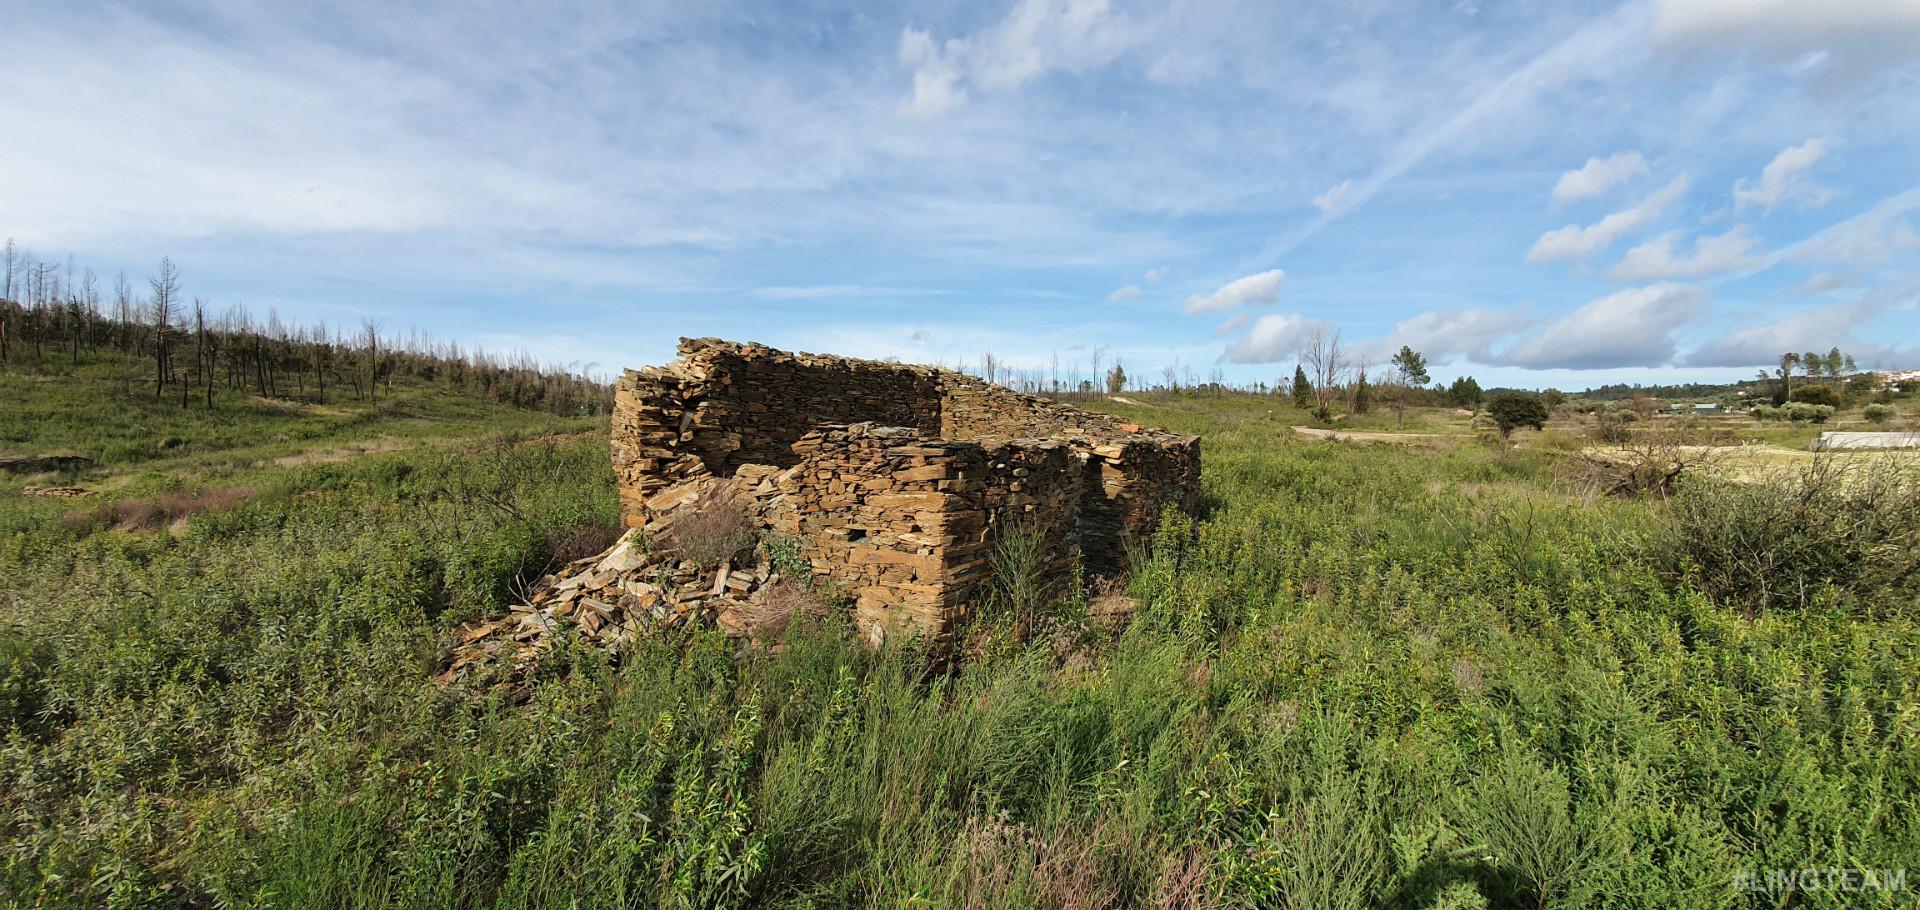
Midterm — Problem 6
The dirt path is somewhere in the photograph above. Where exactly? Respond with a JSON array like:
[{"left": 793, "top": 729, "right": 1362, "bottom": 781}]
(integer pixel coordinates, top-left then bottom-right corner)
[
  {"left": 1291, "top": 426, "right": 1468, "bottom": 444},
  {"left": 274, "top": 436, "right": 412, "bottom": 467}
]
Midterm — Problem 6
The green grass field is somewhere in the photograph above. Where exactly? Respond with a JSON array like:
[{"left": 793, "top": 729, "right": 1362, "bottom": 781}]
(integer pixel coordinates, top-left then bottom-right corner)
[{"left": 3, "top": 373, "right": 1917, "bottom": 909}]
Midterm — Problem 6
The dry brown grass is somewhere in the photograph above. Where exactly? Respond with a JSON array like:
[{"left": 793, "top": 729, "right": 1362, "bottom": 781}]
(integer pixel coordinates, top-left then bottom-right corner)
[
  {"left": 662, "top": 480, "right": 758, "bottom": 569},
  {"left": 544, "top": 521, "right": 623, "bottom": 567},
  {"left": 64, "top": 487, "right": 256, "bottom": 533},
  {"left": 734, "top": 579, "right": 828, "bottom": 642},
  {"left": 1151, "top": 845, "right": 1225, "bottom": 910},
  {"left": 952, "top": 812, "right": 1131, "bottom": 910}
]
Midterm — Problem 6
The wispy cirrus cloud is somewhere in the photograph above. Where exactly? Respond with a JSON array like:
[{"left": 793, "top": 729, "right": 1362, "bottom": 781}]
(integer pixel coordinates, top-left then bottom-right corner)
[{"left": 1312, "top": 179, "right": 1355, "bottom": 214}]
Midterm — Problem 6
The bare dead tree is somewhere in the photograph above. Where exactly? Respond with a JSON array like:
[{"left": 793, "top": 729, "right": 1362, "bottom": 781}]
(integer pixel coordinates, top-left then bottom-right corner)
[
  {"left": 194, "top": 298, "right": 214, "bottom": 409},
  {"left": 149, "top": 257, "right": 179, "bottom": 401},
  {"left": 362, "top": 318, "right": 383, "bottom": 404},
  {"left": 1300, "top": 328, "right": 1344, "bottom": 419}
]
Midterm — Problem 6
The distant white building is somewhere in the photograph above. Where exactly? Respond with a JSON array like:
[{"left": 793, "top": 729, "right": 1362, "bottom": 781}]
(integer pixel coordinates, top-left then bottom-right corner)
[
  {"left": 1878, "top": 370, "right": 1920, "bottom": 388},
  {"left": 1661, "top": 403, "right": 1724, "bottom": 415}
]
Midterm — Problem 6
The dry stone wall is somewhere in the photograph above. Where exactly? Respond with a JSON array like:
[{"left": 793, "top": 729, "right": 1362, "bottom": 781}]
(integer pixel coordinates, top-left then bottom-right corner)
[
  {"left": 612, "top": 338, "right": 1199, "bottom": 643},
  {"left": 443, "top": 338, "right": 1198, "bottom": 684}
]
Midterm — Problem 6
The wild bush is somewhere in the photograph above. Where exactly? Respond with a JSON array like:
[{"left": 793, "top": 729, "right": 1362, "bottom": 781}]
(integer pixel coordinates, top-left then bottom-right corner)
[
  {"left": 1660, "top": 454, "right": 1920, "bottom": 616},
  {"left": 1458, "top": 741, "right": 1630, "bottom": 909},
  {"left": 1864, "top": 403, "right": 1896, "bottom": 424},
  {"left": 1785, "top": 402, "right": 1835, "bottom": 423},
  {"left": 1754, "top": 402, "right": 1836, "bottom": 423},
  {"left": 1789, "top": 385, "right": 1843, "bottom": 408},
  {"left": 1587, "top": 403, "right": 1633, "bottom": 444},
  {"left": 984, "top": 517, "right": 1065, "bottom": 638},
  {"left": 1486, "top": 393, "right": 1548, "bottom": 442}
]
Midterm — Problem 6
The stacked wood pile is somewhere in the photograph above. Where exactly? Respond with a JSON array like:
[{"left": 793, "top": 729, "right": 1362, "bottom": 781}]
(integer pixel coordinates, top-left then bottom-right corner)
[{"left": 441, "top": 339, "right": 1200, "bottom": 685}]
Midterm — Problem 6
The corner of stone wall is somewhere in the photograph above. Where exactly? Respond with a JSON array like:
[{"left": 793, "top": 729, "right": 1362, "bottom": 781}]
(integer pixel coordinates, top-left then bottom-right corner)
[{"left": 611, "top": 367, "right": 712, "bottom": 527}]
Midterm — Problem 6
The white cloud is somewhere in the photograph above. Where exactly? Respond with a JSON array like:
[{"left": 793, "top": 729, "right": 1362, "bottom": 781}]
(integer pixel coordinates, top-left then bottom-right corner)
[
  {"left": 1221, "top": 313, "right": 1336, "bottom": 364},
  {"left": 1144, "top": 266, "right": 1167, "bottom": 283},
  {"left": 1734, "top": 138, "right": 1837, "bottom": 213},
  {"left": 1607, "top": 225, "right": 1761, "bottom": 281},
  {"left": 896, "top": 0, "right": 1142, "bottom": 116},
  {"left": 1312, "top": 179, "right": 1355, "bottom": 214},
  {"left": 1214, "top": 310, "right": 1257, "bottom": 338},
  {"left": 1793, "top": 272, "right": 1856, "bottom": 294},
  {"left": 1527, "top": 177, "right": 1690, "bottom": 263},
  {"left": 1552, "top": 152, "right": 1649, "bottom": 203},
  {"left": 1656, "top": 0, "right": 1920, "bottom": 39},
  {"left": 1797, "top": 216, "right": 1920, "bottom": 269},
  {"left": 1684, "top": 300, "right": 1879, "bottom": 366},
  {"left": 1497, "top": 283, "right": 1707, "bottom": 369},
  {"left": 1108, "top": 283, "right": 1141, "bottom": 301},
  {"left": 898, "top": 28, "right": 968, "bottom": 117},
  {"left": 1653, "top": 0, "right": 1920, "bottom": 86},
  {"left": 1356, "top": 306, "right": 1532, "bottom": 364},
  {"left": 1183, "top": 269, "right": 1285, "bottom": 315}
]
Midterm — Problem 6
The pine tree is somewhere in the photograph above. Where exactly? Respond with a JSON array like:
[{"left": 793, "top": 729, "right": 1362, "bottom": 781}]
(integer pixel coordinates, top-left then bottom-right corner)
[
  {"left": 1352, "top": 368, "right": 1372, "bottom": 414},
  {"left": 1291, "top": 364, "right": 1312, "bottom": 409},
  {"left": 1389, "top": 345, "right": 1429, "bottom": 426},
  {"left": 1448, "top": 376, "right": 1482, "bottom": 409}
]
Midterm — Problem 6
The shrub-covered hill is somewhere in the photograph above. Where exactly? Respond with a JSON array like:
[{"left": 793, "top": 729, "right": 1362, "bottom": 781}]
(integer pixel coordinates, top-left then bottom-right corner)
[{"left": 2, "top": 382, "right": 1916, "bottom": 909}]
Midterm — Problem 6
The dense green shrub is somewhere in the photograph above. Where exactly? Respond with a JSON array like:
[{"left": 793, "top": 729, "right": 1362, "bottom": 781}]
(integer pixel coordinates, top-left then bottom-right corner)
[
  {"left": 1755, "top": 402, "right": 1836, "bottom": 423},
  {"left": 1795, "top": 402, "right": 1835, "bottom": 422},
  {"left": 1789, "top": 385, "right": 1843, "bottom": 408},
  {"left": 1486, "top": 393, "right": 1549, "bottom": 441},
  {"left": 1864, "top": 403, "right": 1896, "bottom": 424},
  {"left": 1660, "top": 455, "right": 1920, "bottom": 616}
]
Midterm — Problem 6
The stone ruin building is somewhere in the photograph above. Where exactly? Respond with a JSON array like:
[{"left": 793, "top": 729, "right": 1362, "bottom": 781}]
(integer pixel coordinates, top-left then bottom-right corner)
[{"left": 440, "top": 338, "right": 1200, "bottom": 682}]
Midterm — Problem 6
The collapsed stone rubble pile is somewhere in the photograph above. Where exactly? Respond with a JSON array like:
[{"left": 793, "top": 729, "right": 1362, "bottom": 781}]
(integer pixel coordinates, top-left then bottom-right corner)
[{"left": 439, "top": 338, "right": 1199, "bottom": 686}]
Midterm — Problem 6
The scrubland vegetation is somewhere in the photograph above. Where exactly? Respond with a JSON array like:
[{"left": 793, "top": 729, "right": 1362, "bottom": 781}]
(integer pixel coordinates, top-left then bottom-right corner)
[{"left": 4, "top": 344, "right": 1920, "bottom": 908}]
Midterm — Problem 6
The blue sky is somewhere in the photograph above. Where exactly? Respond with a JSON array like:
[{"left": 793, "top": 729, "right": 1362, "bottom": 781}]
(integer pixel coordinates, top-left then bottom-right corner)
[{"left": 2, "top": 0, "right": 1917, "bottom": 389}]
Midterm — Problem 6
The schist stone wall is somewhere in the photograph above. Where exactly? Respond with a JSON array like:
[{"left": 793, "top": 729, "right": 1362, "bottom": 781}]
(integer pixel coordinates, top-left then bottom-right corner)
[{"left": 610, "top": 338, "right": 1200, "bottom": 644}]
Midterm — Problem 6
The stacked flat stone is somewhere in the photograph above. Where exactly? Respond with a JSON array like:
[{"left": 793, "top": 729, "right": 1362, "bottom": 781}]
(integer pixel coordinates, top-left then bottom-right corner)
[{"left": 443, "top": 338, "right": 1200, "bottom": 684}]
